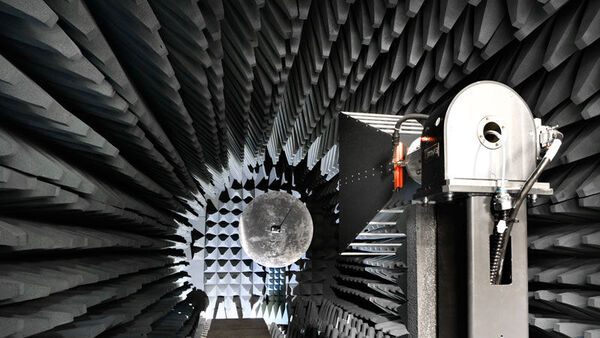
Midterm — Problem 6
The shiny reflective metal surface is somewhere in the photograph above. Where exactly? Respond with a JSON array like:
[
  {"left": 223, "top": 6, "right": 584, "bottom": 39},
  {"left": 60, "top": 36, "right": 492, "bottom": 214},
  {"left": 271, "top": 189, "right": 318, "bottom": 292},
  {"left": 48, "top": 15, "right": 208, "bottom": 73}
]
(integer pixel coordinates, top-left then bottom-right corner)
[
  {"left": 239, "top": 191, "right": 313, "bottom": 268},
  {"left": 444, "top": 81, "right": 537, "bottom": 183}
]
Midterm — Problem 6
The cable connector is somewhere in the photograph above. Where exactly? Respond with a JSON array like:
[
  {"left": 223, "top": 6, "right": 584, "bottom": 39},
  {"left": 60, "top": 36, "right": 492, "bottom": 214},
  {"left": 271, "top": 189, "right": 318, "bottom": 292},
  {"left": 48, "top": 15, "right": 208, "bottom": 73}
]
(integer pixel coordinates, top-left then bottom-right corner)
[
  {"left": 493, "top": 188, "right": 512, "bottom": 211},
  {"left": 536, "top": 119, "right": 563, "bottom": 160}
]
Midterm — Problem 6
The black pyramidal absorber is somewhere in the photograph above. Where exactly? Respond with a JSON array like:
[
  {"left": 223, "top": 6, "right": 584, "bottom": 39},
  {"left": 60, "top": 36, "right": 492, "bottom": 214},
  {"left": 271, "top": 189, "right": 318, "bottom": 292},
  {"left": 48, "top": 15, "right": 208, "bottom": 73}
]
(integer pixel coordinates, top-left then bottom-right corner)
[{"left": 0, "top": 0, "right": 598, "bottom": 337}]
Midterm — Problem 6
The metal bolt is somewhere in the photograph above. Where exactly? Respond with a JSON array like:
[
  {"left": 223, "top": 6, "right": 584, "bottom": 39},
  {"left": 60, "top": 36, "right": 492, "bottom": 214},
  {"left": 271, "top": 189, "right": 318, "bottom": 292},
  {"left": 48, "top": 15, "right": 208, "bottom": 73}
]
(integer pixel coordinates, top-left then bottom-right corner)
[{"left": 530, "top": 194, "right": 538, "bottom": 204}]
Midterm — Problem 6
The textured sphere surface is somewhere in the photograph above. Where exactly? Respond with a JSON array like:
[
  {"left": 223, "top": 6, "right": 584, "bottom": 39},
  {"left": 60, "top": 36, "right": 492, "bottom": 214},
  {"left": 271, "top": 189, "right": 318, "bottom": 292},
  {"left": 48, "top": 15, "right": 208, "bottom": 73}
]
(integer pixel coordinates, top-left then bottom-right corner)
[{"left": 239, "top": 191, "right": 313, "bottom": 268}]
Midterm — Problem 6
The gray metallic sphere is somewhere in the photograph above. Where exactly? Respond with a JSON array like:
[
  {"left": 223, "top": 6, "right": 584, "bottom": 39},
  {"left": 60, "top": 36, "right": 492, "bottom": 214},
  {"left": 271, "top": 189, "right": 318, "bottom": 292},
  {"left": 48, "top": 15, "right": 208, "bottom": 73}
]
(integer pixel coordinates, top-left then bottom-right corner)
[{"left": 239, "top": 191, "right": 313, "bottom": 268}]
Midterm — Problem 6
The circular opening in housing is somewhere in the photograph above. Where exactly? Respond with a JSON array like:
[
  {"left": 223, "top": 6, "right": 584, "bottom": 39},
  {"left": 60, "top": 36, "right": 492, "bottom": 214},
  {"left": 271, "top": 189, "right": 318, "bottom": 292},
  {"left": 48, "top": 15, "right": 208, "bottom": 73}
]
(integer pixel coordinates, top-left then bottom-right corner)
[{"left": 483, "top": 121, "right": 502, "bottom": 143}]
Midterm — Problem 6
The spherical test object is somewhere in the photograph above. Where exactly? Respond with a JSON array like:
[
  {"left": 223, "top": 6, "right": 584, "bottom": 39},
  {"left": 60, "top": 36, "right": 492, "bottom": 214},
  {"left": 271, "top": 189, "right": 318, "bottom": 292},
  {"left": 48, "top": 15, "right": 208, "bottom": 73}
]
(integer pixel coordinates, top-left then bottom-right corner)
[{"left": 239, "top": 191, "right": 313, "bottom": 268}]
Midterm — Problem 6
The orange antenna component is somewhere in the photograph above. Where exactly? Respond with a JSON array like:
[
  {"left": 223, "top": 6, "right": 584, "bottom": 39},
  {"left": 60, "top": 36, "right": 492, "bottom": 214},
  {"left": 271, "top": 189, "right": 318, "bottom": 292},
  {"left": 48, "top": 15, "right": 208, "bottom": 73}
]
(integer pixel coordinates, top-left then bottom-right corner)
[{"left": 393, "top": 142, "right": 404, "bottom": 190}]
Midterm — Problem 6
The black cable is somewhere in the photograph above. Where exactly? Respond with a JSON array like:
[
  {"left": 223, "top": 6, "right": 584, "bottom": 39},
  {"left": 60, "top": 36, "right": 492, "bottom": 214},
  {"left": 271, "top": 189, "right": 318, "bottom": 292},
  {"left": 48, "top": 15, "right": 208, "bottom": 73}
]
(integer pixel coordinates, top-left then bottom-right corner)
[
  {"left": 392, "top": 113, "right": 429, "bottom": 146},
  {"left": 490, "top": 130, "right": 563, "bottom": 284}
]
